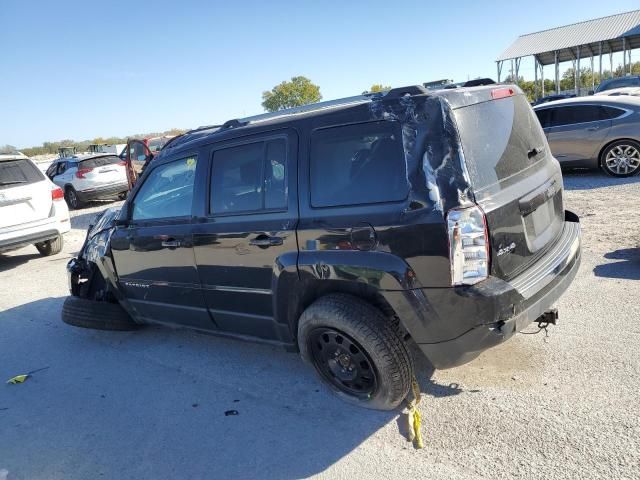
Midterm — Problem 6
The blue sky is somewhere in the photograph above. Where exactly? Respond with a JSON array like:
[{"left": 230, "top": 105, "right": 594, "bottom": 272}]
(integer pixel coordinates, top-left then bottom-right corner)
[{"left": 2, "top": 0, "right": 638, "bottom": 148}]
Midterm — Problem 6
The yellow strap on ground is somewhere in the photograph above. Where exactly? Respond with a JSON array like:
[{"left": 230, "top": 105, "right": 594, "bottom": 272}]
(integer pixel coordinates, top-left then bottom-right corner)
[
  {"left": 6, "top": 374, "right": 29, "bottom": 384},
  {"left": 405, "top": 376, "right": 424, "bottom": 449}
]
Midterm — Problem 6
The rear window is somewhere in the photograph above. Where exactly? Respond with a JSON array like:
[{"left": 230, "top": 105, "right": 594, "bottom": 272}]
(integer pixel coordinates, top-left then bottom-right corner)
[
  {"left": 0, "top": 159, "right": 44, "bottom": 189},
  {"left": 455, "top": 95, "right": 547, "bottom": 190},
  {"left": 310, "top": 121, "right": 408, "bottom": 208},
  {"left": 80, "top": 155, "right": 122, "bottom": 169}
]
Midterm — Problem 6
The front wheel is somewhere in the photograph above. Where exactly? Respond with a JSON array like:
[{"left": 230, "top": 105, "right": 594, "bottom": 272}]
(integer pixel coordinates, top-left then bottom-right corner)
[
  {"left": 298, "top": 294, "right": 413, "bottom": 410},
  {"left": 601, "top": 140, "right": 640, "bottom": 177}
]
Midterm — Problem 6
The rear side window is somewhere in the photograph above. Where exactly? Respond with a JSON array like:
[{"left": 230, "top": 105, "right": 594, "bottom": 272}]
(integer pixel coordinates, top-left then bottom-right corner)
[
  {"left": 0, "top": 159, "right": 44, "bottom": 189},
  {"left": 548, "top": 106, "right": 602, "bottom": 126},
  {"left": 81, "top": 155, "right": 122, "bottom": 169},
  {"left": 210, "top": 138, "right": 287, "bottom": 215},
  {"left": 309, "top": 121, "right": 407, "bottom": 208},
  {"left": 600, "top": 106, "right": 625, "bottom": 119}
]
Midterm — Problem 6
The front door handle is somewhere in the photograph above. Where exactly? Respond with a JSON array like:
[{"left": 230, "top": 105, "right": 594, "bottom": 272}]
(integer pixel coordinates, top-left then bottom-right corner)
[
  {"left": 586, "top": 126, "right": 600, "bottom": 131},
  {"left": 249, "top": 235, "right": 283, "bottom": 247}
]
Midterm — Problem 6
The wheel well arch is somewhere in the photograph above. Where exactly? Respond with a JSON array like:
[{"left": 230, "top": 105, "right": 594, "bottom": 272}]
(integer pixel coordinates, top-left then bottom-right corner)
[
  {"left": 281, "top": 277, "right": 400, "bottom": 345},
  {"left": 597, "top": 137, "right": 640, "bottom": 166}
]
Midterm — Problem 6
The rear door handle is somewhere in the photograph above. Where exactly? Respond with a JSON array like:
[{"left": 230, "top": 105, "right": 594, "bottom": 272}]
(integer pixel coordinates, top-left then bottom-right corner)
[
  {"left": 249, "top": 236, "right": 283, "bottom": 247},
  {"left": 586, "top": 126, "right": 600, "bottom": 131}
]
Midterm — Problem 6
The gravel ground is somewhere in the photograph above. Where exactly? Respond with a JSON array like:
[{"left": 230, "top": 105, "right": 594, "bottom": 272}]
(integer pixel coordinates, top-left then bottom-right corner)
[{"left": 0, "top": 172, "right": 639, "bottom": 480}]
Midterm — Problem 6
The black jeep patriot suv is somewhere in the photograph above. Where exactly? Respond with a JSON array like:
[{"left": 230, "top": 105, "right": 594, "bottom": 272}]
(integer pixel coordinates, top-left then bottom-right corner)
[{"left": 64, "top": 84, "right": 581, "bottom": 410}]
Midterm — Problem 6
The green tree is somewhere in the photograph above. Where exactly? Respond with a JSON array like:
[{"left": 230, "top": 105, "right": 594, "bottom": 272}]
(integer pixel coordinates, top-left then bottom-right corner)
[
  {"left": 261, "top": 76, "right": 322, "bottom": 112},
  {"left": 368, "top": 84, "right": 392, "bottom": 93}
]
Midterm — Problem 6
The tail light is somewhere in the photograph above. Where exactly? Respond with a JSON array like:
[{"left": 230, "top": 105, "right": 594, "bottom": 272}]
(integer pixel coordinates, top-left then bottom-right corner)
[
  {"left": 491, "top": 87, "right": 515, "bottom": 100},
  {"left": 75, "top": 167, "right": 93, "bottom": 178},
  {"left": 447, "top": 206, "right": 489, "bottom": 286},
  {"left": 51, "top": 186, "right": 64, "bottom": 201}
]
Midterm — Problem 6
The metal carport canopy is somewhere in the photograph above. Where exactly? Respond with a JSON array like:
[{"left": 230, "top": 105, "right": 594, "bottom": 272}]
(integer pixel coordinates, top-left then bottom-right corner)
[{"left": 497, "top": 10, "right": 640, "bottom": 65}]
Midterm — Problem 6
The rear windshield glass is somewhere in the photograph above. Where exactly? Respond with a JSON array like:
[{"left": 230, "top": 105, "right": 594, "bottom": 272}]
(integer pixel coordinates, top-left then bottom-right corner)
[
  {"left": 80, "top": 155, "right": 122, "bottom": 168},
  {"left": 310, "top": 121, "right": 408, "bottom": 207},
  {"left": 455, "top": 95, "right": 547, "bottom": 190},
  {"left": 0, "top": 159, "right": 44, "bottom": 188}
]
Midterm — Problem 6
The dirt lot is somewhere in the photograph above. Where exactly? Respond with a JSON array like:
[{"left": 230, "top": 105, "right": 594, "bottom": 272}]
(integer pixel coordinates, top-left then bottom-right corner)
[{"left": 1, "top": 172, "right": 639, "bottom": 480}]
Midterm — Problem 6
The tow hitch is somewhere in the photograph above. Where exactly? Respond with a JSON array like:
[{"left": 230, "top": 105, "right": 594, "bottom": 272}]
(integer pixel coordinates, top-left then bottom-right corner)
[
  {"left": 521, "top": 308, "right": 558, "bottom": 339},
  {"left": 536, "top": 308, "right": 558, "bottom": 327}
]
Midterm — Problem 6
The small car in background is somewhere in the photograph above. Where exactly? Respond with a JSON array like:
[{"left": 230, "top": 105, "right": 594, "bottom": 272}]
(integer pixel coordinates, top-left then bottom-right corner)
[
  {"left": 533, "top": 96, "right": 640, "bottom": 177},
  {"left": 46, "top": 153, "right": 128, "bottom": 209},
  {"left": 594, "top": 75, "right": 640, "bottom": 94},
  {"left": 0, "top": 153, "right": 70, "bottom": 256}
]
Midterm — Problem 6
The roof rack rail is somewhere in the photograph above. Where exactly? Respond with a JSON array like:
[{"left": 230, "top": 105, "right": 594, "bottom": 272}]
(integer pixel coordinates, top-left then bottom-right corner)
[{"left": 174, "top": 85, "right": 429, "bottom": 142}]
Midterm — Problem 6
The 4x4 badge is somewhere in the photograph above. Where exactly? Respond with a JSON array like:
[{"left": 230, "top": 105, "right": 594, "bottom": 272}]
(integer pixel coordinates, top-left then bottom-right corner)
[{"left": 497, "top": 242, "right": 516, "bottom": 256}]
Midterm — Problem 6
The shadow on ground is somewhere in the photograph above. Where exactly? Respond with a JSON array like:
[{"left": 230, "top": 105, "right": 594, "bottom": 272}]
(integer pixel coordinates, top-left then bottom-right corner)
[
  {"left": 562, "top": 169, "right": 640, "bottom": 191},
  {"left": 0, "top": 297, "right": 462, "bottom": 480},
  {"left": 594, "top": 248, "right": 640, "bottom": 280}
]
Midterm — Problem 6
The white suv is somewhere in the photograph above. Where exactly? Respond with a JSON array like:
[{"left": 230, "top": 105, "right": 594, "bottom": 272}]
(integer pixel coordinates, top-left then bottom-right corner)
[
  {"left": 0, "top": 153, "right": 70, "bottom": 256},
  {"left": 46, "top": 153, "right": 128, "bottom": 209}
]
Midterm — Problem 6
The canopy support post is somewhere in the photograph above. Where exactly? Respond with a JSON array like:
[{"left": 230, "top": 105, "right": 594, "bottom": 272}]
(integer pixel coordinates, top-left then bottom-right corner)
[{"left": 555, "top": 51, "right": 560, "bottom": 94}]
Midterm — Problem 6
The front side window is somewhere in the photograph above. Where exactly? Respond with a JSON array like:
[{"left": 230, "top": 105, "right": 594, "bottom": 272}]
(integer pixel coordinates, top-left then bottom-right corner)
[
  {"left": 132, "top": 156, "right": 197, "bottom": 221},
  {"left": 309, "top": 121, "right": 407, "bottom": 208},
  {"left": 210, "top": 138, "right": 287, "bottom": 215}
]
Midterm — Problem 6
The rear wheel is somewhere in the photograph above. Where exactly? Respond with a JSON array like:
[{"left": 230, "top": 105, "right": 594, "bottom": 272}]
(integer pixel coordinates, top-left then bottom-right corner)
[
  {"left": 35, "top": 235, "right": 63, "bottom": 256},
  {"left": 65, "top": 186, "right": 83, "bottom": 209},
  {"left": 298, "top": 294, "right": 413, "bottom": 410},
  {"left": 601, "top": 140, "right": 640, "bottom": 177},
  {"left": 62, "top": 295, "right": 140, "bottom": 331}
]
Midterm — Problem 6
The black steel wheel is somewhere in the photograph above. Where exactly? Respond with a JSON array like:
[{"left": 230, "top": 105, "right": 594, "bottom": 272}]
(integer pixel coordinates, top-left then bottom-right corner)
[
  {"left": 298, "top": 293, "right": 413, "bottom": 410},
  {"left": 308, "top": 327, "right": 378, "bottom": 398}
]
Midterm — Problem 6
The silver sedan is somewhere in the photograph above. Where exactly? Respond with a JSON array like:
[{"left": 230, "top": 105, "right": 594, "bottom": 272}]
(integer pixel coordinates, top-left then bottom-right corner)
[{"left": 533, "top": 96, "right": 640, "bottom": 177}]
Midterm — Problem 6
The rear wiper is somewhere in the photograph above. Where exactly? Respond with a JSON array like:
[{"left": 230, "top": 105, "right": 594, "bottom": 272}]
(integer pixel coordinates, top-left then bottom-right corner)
[{"left": 0, "top": 180, "right": 27, "bottom": 185}]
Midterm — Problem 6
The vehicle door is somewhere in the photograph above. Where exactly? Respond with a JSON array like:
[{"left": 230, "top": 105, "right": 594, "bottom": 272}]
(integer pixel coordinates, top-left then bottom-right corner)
[
  {"left": 51, "top": 161, "right": 74, "bottom": 189},
  {"left": 109, "top": 153, "right": 213, "bottom": 329},
  {"left": 539, "top": 105, "right": 612, "bottom": 164},
  {"left": 192, "top": 130, "right": 298, "bottom": 341},
  {"left": 125, "top": 139, "right": 154, "bottom": 189}
]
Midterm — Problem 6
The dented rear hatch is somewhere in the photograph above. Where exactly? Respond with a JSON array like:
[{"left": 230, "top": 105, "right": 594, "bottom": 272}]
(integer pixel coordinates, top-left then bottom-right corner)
[{"left": 452, "top": 87, "right": 564, "bottom": 280}]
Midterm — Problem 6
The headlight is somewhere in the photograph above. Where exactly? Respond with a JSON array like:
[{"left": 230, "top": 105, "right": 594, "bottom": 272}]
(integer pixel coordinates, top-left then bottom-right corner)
[{"left": 447, "top": 205, "right": 489, "bottom": 286}]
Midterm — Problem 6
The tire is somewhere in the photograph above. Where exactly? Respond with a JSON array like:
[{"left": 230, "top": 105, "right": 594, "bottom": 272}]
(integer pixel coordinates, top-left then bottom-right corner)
[
  {"left": 35, "top": 235, "right": 64, "bottom": 256},
  {"left": 298, "top": 293, "right": 413, "bottom": 410},
  {"left": 65, "top": 186, "right": 83, "bottom": 210},
  {"left": 600, "top": 140, "right": 640, "bottom": 177},
  {"left": 61, "top": 295, "right": 141, "bottom": 331}
]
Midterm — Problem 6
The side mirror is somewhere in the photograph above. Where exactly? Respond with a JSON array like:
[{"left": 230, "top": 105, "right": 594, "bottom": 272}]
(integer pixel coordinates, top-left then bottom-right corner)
[{"left": 588, "top": 90, "right": 594, "bottom": 95}]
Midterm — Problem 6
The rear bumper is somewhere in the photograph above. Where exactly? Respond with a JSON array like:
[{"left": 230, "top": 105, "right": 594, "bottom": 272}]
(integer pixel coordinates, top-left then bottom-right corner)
[
  {"left": 386, "top": 210, "right": 581, "bottom": 369},
  {"left": 76, "top": 183, "right": 127, "bottom": 201},
  {"left": 0, "top": 227, "right": 62, "bottom": 252}
]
